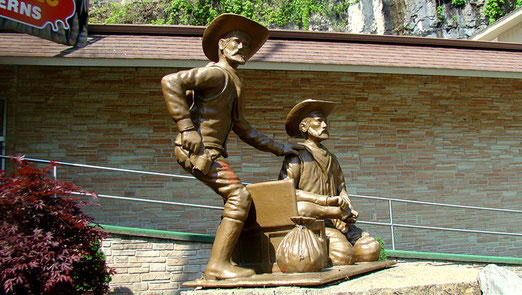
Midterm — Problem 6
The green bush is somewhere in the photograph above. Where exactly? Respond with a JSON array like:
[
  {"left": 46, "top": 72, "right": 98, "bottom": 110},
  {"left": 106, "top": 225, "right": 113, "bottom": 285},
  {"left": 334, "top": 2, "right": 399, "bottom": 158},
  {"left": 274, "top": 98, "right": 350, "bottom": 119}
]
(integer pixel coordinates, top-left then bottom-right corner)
[{"left": 376, "top": 237, "right": 387, "bottom": 261}]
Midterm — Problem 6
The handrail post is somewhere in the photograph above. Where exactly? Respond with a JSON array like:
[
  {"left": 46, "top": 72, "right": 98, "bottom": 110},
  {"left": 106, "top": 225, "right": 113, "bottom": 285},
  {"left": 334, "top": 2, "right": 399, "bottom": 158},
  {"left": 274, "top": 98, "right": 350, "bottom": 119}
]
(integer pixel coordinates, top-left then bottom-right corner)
[
  {"left": 53, "top": 165, "right": 57, "bottom": 198},
  {"left": 389, "top": 199, "right": 395, "bottom": 250}
]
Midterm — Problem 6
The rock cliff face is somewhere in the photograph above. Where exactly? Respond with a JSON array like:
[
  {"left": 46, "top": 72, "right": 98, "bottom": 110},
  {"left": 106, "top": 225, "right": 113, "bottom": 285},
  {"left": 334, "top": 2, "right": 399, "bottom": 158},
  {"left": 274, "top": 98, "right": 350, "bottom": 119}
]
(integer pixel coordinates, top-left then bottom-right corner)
[{"left": 308, "top": 0, "right": 490, "bottom": 39}]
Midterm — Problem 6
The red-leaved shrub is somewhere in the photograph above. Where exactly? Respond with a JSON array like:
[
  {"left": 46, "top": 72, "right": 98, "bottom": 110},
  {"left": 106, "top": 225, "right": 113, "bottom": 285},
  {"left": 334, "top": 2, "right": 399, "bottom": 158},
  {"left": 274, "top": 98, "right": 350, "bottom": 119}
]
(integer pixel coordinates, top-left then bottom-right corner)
[{"left": 0, "top": 157, "right": 114, "bottom": 294}]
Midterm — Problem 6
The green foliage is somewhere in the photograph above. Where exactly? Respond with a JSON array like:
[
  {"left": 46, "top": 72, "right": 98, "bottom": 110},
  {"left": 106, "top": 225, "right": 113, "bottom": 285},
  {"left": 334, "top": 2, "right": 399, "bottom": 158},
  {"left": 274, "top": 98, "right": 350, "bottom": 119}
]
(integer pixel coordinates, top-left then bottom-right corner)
[
  {"left": 90, "top": 0, "right": 358, "bottom": 30},
  {"left": 436, "top": 5, "right": 446, "bottom": 23},
  {"left": 89, "top": 0, "right": 113, "bottom": 23},
  {"left": 485, "top": 0, "right": 504, "bottom": 23},
  {"left": 483, "top": 0, "right": 521, "bottom": 24},
  {"left": 107, "top": 0, "right": 169, "bottom": 24},
  {"left": 376, "top": 237, "right": 387, "bottom": 261},
  {"left": 451, "top": 0, "right": 466, "bottom": 7},
  {"left": 71, "top": 240, "right": 112, "bottom": 293}
]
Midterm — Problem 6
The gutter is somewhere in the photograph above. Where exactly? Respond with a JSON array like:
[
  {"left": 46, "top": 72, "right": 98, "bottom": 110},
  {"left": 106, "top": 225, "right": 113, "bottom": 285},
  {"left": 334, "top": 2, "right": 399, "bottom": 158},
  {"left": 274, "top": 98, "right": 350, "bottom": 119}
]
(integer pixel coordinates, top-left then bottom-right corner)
[{"left": 87, "top": 24, "right": 522, "bottom": 52}]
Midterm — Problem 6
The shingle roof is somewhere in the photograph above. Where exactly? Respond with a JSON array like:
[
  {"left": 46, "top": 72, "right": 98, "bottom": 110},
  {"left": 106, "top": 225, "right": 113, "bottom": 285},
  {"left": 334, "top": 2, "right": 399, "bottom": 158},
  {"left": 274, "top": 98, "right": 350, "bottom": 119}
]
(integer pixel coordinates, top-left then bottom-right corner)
[{"left": 1, "top": 25, "right": 521, "bottom": 77}]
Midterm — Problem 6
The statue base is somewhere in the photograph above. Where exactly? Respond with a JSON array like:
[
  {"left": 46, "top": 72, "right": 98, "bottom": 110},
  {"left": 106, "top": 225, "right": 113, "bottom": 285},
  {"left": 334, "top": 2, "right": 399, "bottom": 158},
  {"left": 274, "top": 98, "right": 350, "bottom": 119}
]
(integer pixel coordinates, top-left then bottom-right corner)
[{"left": 183, "top": 260, "right": 396, "bottom": 288}]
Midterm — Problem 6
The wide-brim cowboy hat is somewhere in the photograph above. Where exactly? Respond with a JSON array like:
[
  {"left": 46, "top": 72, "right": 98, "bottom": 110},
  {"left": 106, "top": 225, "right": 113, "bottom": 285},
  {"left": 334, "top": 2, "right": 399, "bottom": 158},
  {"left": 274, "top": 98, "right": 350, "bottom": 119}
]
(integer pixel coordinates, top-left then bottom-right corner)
[
  {"left": 202, "top": 13, "right": 269, "bottom": 62},
  {"left": 285, "top": 99, "right": 337, "bottom": 138}
]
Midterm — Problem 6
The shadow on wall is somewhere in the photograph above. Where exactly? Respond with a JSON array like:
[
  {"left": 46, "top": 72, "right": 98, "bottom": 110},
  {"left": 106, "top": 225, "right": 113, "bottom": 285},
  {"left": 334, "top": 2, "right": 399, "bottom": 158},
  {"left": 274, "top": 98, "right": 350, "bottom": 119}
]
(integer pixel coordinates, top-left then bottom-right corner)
[{"left": 110, "top": 286, "right": 134, "bottom": 294}]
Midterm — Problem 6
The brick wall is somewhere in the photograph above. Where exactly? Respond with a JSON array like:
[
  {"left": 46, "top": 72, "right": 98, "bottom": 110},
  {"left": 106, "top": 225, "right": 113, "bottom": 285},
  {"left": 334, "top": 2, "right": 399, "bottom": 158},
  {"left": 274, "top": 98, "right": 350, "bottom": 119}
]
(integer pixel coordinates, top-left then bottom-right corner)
[
  {"left": 2, "top": 64, "right": 520, "bottom": 256},
  {"left": 102, "top": 232, "right": 211, "bottom": 294}
]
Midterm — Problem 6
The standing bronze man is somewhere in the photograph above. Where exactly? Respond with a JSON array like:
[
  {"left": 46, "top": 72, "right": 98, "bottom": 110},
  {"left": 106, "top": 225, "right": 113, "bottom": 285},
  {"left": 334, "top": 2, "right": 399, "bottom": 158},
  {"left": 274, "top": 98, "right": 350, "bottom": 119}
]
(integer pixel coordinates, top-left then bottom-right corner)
[
  {"left": 279, "top": 99, "right": 381, "bottom": 265},
  {"left": 161, "top": 14, "right": 302, "bottom": 280}
]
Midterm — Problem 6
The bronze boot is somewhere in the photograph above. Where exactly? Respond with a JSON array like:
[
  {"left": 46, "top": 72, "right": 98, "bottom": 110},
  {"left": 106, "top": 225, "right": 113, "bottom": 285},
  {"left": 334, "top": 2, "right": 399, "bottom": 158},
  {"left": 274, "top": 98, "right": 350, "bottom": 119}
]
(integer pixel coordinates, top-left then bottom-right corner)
[{"left": 204, "top": 217, "right": 255, "bottom": 280}]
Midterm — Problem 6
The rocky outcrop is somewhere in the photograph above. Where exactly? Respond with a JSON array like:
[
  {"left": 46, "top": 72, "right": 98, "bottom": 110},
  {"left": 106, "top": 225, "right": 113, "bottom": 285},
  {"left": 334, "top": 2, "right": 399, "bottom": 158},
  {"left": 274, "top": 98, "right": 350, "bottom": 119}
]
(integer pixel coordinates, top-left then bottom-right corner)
[{"left": 308, "top": 0, "right": 490, "bottom": 39}]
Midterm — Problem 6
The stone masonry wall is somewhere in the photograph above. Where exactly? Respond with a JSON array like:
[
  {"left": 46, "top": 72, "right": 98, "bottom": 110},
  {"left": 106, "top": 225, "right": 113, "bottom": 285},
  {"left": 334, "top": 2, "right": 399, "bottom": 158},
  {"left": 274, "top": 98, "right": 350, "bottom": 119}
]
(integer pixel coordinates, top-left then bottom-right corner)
[
  {"left": 2, "top": 64, "right": 521, "bottom": 257},
  {"left": 102, "top": 233, "right": 211, "bottom": 294}
]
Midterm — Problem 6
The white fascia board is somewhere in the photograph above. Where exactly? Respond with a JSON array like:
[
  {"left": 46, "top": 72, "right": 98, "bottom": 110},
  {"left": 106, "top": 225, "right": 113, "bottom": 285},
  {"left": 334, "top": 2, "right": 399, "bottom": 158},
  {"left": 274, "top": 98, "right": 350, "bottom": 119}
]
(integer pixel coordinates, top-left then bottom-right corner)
[
  {"left": 243, "top": 62, "right": 522, "bottom": 79},
  {"left": 1, "top": 56, "right": 521, "bottom": 79}
]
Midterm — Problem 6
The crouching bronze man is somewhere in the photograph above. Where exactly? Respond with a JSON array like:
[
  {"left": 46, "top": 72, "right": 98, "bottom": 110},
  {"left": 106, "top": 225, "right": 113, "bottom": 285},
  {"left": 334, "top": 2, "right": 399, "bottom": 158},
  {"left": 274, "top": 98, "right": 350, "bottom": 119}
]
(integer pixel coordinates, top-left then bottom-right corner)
[
  {"left": 279, "top": 99, "right": 381, "bottom": 265},
  {"left": 161, "top": 14, "right": 301, "bottom": 280}
]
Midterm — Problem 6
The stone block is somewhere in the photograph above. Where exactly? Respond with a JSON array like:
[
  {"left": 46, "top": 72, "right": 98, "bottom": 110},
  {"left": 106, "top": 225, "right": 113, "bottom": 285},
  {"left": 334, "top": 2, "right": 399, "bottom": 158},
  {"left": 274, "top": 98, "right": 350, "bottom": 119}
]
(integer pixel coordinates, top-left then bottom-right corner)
[
  {"left": 167, "top": 265, "right": 183, "bottom": 273},
  {"left": 150, "top": 263, "right": 167, "bottom": 272},
  {"left": 166, "top": 258, "right": 186, "bottom": 266},
  {"left": 183, "top": 264, "right": 201, "bottom": 273},
  {"left": 111, "top": 274, "right": 140, "bottom": 284},
  {"left": 136, "top": 250, "right": 161, "bottom": 257},
  {"left": 153, "top": 243, "right": 175, "bottom": 250},
  {"left": 128, "top": 267, "right": 149, "bottom": 274},
  {"left": 130, "top": 282, "right": 149, "bottom": 292},
  {"left": 141, "top": 272, "right": 171, "bottom": 281},
  {"left": 132, "top": 257, "right": 166, "bottom": 264},
  {"left": 148, "top": 281, "right": 178, "bottom": 290}
]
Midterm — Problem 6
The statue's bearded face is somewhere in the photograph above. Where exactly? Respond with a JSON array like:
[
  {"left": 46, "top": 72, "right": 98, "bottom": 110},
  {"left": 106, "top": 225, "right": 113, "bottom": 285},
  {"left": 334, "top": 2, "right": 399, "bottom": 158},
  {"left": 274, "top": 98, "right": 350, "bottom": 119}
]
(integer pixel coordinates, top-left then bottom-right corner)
[
  {"left": 219, "top": 31, "right": 251, "bottom": 65},
  {"left": 301, "top": 112, "right": 329, "bottom": 141}
]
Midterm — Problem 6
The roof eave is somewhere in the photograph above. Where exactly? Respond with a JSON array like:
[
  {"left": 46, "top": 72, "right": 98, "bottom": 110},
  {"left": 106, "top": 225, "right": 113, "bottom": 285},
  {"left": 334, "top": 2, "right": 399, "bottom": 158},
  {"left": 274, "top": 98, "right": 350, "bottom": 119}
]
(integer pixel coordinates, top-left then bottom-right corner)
[
  {"left": 2, "top": 56, "right": 520, "bottom": 79},
  {"left": 87, "top": 23, "right": 522, "bottom": 51}
]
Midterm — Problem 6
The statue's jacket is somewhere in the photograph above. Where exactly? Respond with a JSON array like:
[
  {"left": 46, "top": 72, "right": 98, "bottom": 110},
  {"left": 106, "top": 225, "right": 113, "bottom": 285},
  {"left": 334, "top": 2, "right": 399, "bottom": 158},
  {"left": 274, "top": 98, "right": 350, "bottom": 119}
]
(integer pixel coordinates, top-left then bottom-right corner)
[
  {"left": 280, "top": 142, "right": 349, "bottom": 231},
  {"left": 176, "top": 63, "right": 242, "bottom": 157},
  {"left": 175, "top": 62, "right": 283, "bottom": 159},
  {"left": 280, "top": 142, "right": 347, "bottom": 197}
]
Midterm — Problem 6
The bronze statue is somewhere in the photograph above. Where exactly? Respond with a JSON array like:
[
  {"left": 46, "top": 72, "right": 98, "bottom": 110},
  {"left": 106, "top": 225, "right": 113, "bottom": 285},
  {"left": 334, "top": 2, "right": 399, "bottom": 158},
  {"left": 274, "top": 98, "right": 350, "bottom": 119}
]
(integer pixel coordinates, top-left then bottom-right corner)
[
  {"left": 161, "top": 14, "right": 302, "bottom": 280},
  {"left": 279, "top": 99, "right": 381, "bottom": 264}
]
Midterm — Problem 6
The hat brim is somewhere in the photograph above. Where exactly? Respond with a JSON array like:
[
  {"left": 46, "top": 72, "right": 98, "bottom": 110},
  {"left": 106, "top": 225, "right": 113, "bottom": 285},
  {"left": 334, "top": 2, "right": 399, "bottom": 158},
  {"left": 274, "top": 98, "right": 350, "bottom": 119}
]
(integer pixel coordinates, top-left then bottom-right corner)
[
  {"left": 285, "top": 99, "right": 337, "bottom": 138},
  {"left": 202, "top": 14, "right": 269, "bottom": 62}
]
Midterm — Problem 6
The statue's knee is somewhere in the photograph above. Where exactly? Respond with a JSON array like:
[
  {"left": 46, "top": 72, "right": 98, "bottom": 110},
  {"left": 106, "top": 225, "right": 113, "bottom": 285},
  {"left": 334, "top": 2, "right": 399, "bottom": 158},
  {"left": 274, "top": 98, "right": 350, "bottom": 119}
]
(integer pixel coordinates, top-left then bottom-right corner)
[
  {"left": 354, "top": 236, "right": 381, "bottom": 262},
  {"left": 223, "top": 188, "right": 252, "bottom": 222},
  {"left": 325, "top": 228, "right": 355, "bottom": 266}
]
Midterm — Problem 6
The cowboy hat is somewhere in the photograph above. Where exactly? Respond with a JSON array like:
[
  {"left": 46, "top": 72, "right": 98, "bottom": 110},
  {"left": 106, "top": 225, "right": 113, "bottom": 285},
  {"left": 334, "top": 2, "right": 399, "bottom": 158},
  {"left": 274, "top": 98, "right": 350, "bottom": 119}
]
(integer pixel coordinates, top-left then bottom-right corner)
[
  {"left": 202, "top": 13, "right": 269, "bottom": 62},
  {"left": 285, "top": 99, "right": 337, "bottom": 138}
]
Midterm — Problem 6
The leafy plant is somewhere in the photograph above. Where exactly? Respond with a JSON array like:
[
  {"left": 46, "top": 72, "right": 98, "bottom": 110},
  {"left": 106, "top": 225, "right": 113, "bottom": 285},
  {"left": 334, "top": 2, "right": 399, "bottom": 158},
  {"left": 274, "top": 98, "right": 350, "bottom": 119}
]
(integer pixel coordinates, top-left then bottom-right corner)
[
  {"left": 376, "top": 237, "right": 387, "bottom": 261},
  {"left": 0, "top": 156, "right": 114, "bottom": 295},
  {"left": 90, "top": 0, "right": 358, "bottom": 30},
  {"left": 485, "top": 0, "right": 505, "bottom": 23},
  {"left": 451, "top": 0, "right": 466, "bottom": 7},
  {"left": 485, "top": 0, "right": 522, "bottom": 23},
  {"left": 436, "top": 5, "right": 446, "bottom": 24},
  {"left": 452, "top": 15, "right": 458, "bottom": 23}
]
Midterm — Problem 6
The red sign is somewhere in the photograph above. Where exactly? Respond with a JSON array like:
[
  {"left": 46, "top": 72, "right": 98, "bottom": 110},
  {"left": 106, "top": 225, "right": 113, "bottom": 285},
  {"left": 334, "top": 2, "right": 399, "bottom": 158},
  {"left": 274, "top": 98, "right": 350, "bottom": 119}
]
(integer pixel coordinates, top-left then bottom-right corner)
[{"left": 0, "top": 0, "right": 75, "bottom": 31}]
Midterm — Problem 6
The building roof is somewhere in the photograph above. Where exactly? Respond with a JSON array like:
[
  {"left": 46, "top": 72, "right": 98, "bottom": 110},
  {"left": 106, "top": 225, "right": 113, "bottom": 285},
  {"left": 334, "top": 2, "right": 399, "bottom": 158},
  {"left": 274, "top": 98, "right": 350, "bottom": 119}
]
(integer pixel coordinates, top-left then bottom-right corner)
[{"left": 1, "top": 24, "right": 521, "bottom": 78}]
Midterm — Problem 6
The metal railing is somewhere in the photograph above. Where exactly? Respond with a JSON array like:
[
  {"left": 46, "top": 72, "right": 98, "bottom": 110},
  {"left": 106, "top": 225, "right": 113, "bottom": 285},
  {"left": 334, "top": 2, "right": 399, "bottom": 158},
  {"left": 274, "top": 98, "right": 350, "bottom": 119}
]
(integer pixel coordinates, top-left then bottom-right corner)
[
  {"left": 350, "top": 194, "right": 522, "bottom": 250},
  {"left": 4, "top": 155, "right": 522, "bottom": 251}
]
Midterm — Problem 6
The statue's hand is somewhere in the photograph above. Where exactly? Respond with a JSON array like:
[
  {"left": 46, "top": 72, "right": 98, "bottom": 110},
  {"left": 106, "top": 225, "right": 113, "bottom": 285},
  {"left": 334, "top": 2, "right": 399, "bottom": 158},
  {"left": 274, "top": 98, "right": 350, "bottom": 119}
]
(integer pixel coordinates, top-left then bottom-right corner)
[
  {"left": 281, "top": 143, "right": 304, "bottom": 156},
  {"left": 327, "top": 196, "right": 349, "bottom": 211},
  {"left": 351, "top": 209, "right": 359, "bottom": 220},
  {"left": 181, "top": 130, "right": 202, "bottom": 154},
  {"left": 343, "top": 208, "right": 359, "bottom": 224},
  {"left": 326, "top": 196, "right": 348, "bottom": 211}
]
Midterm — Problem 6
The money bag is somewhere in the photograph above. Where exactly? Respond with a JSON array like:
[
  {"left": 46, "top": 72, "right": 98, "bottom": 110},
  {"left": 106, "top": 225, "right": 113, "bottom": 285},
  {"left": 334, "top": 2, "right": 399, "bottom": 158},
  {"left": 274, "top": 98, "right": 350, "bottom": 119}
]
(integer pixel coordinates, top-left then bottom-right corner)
[{"left": 276, "top": 216, "right": 328, "bottom": 273}]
